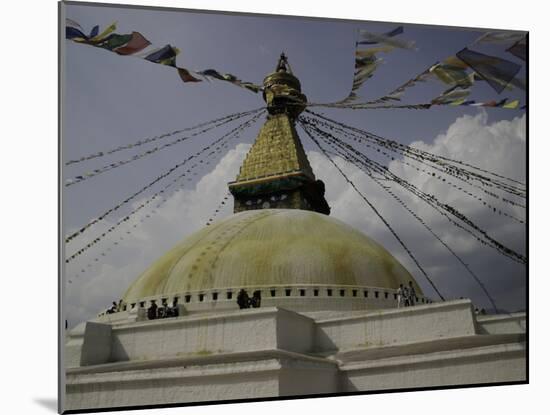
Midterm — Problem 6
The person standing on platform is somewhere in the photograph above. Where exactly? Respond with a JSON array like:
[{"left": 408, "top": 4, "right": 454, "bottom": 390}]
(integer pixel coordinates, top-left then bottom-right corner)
[
  {"left": 397, "top": 284, "right": 405, "bottom": 308},
  {"left": 408, "top": 281, "right": 416, "bottom": 307}
]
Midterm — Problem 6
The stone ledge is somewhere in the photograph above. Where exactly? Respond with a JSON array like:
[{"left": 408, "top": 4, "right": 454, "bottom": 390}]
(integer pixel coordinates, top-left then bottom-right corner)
[
  {"left": 329, "top": 333, "right": 526, "bottom": 363},
  {"left": 340, "top": 341, "right": 526, "bottom": 371},
  {"left": 67, "top": 348, "right": 338, "bottom": 378},
  {"left": 315, "top": 299, "right": 473, "bottom": 324}
]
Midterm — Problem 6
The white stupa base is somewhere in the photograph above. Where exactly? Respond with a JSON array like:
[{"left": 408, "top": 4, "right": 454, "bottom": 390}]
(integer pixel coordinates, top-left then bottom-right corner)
[{"left": 63, "top": 300, "right": 526, "bottom": 412}]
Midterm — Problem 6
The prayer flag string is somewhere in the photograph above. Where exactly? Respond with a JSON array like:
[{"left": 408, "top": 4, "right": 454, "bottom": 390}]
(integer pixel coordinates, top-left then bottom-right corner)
[
  {"left": 65, "top": 110, "right": 264, "bottom": 264},
  {"left": 205, "top": 192, "right": 232, "bottom": 226},
  {"left": 66, "top": 19, "right": 262, "bottom": 94},
  {"left": 67, "top": 115, "right": 261, "bottom": 281},
  {"left": 65, "top": 109, "right": 260, "bottom": 186},
  {"left": 300, "top": 116, "right": 526, "bottom": 265},
  {"left": 302, "top": 114, "right": 525, "bottom": 221},
  {"left": 305, "top": 109, "right": 526, "bottom": 195},
  {"left": 315, "top": 127, "right": 499, "bottom": 313},
  {"left": 65, "top": 107, "right": 264, "bottom": 166},
  {"left": 298, "top": 119, "right": 445, "bottom": 301},
  {"left": 64, "top": 110, "right": 265, "bottom": 245}
]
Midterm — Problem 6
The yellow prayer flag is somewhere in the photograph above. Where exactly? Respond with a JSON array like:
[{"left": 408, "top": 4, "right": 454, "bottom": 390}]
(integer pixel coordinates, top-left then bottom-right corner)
[
  {"left": 355, "top": 45, "right": 394, "bottom": 58},
  {"left": 449, "top": 99, "right": 466, "bottom": 106},
  {"left": 90, "top": 21, "right": 117, "bottom": 42},
  {"left": 503, "top": 99, "right": 520, "bottom": 109},
  {"left": 443, "top": 55, "right": 469, "bottom": 69}
]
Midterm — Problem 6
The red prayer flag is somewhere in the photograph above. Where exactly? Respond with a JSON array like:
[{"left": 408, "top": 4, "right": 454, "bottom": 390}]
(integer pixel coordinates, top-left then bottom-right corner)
[
  {"left": 114, "top": 31, "right": 151, "bottom": 55},
  {"left": 177, "top": 68, "right": 202, "bottom": 83}
]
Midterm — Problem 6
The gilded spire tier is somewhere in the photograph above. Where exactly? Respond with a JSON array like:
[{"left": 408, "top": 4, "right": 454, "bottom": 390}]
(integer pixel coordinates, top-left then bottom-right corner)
[{"left": 228, "top": 53, "right": 330, "bottom": 215}]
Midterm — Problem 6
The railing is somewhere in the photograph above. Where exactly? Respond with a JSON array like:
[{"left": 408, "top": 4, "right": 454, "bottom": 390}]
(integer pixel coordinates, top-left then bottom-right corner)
[{"left": 104, "top": 284, "right": 431, "bottom": 316}]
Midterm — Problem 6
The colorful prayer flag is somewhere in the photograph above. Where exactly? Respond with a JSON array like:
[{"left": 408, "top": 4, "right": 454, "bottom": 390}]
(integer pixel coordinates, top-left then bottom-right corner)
[
  {"left": 456, "top": 48, "right": 521, "bottom": 93},
  {"left": 177, "top": 68, "right": 202, "bottom": 83},
  {"left": 144, "top": 44, "right": 179, "bottom": 66},
  {"left": 429, "top": 63, "right": 473, "bottom": 86},
  {"left": 502, "top": 99, "right": 520, "bottom": 109},
  {"left": 506, "top": 37, "right": 526, "bottom": 61},
  {"left": 65, "top": 19, "right": 261, "bottom": 94},
  {"left": 357, "top": 26, "right": 403, "bottom": 45},
  {"left": 97, "top": 34, "right": 133, "bottom": 51},
  {"left": 114, "top": 31, "right": 151, "bottom": 55},
  {"left": 358, "top": 26, "right": 415, "bottom": 49},
  {"left": 474, "top": 31, "right": 526, "bottom": 45}
]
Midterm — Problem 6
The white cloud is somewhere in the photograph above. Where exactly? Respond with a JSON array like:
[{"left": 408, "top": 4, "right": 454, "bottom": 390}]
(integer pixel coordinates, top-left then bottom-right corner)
[{"left": 64, "top": 143, "right": 251, "bottom": 326}]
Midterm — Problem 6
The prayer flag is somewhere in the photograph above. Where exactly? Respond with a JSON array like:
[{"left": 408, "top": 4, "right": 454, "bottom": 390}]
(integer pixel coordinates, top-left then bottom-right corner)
[
  {"left": 144, "top": 44, "right": 179, "bottom": 66},
  {"left": 66, "top": 19, "right": 260, "bottom": 94},
  {"left": 355, "top": 45, "right": 394, "bottom": 58},
  {"left": 177, "top": 68, "right": 202, "bottom": 83},
  {"left": 90, "top": 21, "right": 117, "bottom": 42},
  {"left": 358, "top": 27, "right": 415, "bottom": 49},
  {"left": 429, "top": 63, "right": 472, "bottom": 86},
  {"left": 449, "top": 99, "right": 466, "bottom": 106},
  {"left": 66, "top": 18, "right": 83, "bottom": 30},
  {"left": 89, "top": 25, "right": 99, "bottom": 39},
  {"left": 475, "top": 31, "right": 526, "bottom": 45},
  {"left": 357, "top": 26, "right": 403, "bottom": 45},
  {"left": 97, "top": 33, "right": 132, "bottom": 51},
  {"left": 114, "top": 31, "right": 151, "bottom": 55},
  {"left": 506, "top": 37, "right": 526, "bottom": 61},
  {"left": 66, "top": 26, "right": 88, "bottom": 40},
  {"left": 432, "top": 86, "right": 471, "bottom": 104},
  {"left": 199, "top": 69, "right": 225, "bottom": 80},
  {"left": 456, "top": 48, "right": 521, "bottom": 93},
  {"left": 502, "top": 99, "right": 520, "bottom": 109}
]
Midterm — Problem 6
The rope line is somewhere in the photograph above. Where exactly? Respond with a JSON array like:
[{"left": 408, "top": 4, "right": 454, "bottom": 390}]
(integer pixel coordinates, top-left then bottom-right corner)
[
  {"left": 299, "top": 119, "right": 446, "bottom": 301},
  {"left": 318, "top": 128, "right": 499, "bottom": 312},
  {"left": 300, "top": 116, "right": 526, "bottom": 265},
  {"left": 66, "top": 110, "right": 265, "bottom": 263},
  {"left": 65, "top": 110, "right": 262, "bottom": 186},
  {"left": 65, "top": 110, "right": 265, "bottom": 245},
  {"left": 302, "top": 115, "right": 525, "bottom": 221},
  {"left": 305, "top": 109, "right": 526, "bottom": 197},
  {"left": 65, "top": 107, "right": 264, "bottom": 166}
]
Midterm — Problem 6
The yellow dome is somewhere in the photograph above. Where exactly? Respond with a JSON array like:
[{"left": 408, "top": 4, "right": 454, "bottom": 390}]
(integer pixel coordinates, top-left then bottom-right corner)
[{"left": 123, "top": 209, "right": 421, "bottom": 304}]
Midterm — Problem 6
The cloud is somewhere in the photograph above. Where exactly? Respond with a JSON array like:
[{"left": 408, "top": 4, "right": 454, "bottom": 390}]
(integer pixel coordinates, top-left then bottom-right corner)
[
  {"left": 310, "top": 111, "right": 526, "bottom": 312},
  {"left": 65, "top": 143, "right": 251, "bottom": 326},
  {"left": 64, "top": 111, "right": 526, "bottom": 326}
]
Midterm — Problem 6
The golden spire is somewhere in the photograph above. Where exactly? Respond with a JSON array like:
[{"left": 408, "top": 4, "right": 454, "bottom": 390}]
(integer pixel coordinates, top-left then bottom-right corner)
[{"left": 228, "top": 54, "right": 330, "bottom": 215}]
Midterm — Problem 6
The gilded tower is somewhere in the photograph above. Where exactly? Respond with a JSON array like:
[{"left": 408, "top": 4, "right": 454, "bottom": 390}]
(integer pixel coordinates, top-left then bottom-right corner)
[{"left": 228, "top": 53, "right": 331, "bottom": 214}]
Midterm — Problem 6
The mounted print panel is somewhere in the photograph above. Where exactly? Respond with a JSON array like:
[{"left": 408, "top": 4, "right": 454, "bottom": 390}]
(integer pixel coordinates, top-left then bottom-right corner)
[{"left": 59, "top": 1, "right": 527, "bottom": 413}]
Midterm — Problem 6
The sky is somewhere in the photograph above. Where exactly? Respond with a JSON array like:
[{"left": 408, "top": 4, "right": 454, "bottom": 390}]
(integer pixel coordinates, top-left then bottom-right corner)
[{"left": 61, "top": 2, "right": 527, "bottom": 327}]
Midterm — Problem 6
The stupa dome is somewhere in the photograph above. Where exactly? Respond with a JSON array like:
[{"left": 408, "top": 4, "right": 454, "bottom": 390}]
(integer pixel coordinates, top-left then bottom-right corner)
[{"left": 123, "top": 209, "right": 423, "bottom": 311}]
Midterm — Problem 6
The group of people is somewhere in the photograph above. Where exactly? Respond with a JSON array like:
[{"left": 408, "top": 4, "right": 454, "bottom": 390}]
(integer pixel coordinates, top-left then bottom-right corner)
[
  {"left": 237, "top": 289, "right": 262, "bottom": 309},
  {"left": 147, "top": 298, "right": 180, "bottom": 320},
  {"left": 397, "top": 281, "right": 418, "bottom": 308},
  {"left": 105, "top": 299, "right": 124, "bottom": 314}
]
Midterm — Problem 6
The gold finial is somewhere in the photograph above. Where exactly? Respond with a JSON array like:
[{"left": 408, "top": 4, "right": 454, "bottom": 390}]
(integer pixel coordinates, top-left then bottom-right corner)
[{"left": 276, "top": 52, "right": 291, "bottom": 73}]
